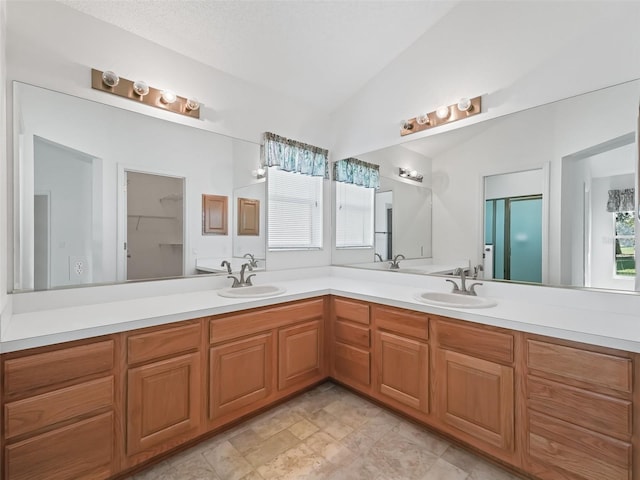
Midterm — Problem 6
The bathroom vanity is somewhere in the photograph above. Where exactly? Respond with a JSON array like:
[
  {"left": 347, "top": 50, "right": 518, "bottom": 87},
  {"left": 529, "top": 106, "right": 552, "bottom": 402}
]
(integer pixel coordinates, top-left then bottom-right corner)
[{"left": 1, "top": 269, "right": 638, "bottom": 480}]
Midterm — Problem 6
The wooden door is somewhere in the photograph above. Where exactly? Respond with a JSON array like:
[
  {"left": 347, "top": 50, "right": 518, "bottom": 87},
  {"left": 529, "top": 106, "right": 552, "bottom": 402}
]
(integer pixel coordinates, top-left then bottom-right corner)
[
  {"left": 237, "top": 197, "right": 260, "bottom": 235},
  {"left": 127, "top": 352, "right": 201, "bottom": 456},
  {"left": 202, "top": 194, "right": 228, "bottom": 235},
  {"left": 374, "top": 330, "right": 429, "bottom": 414},
  {"left": 209, "top": 333, "right": 274, "bottom": 420},
  {"left": 436, "top": 348, "right": 514, "bottom": 451},
  {"left": 278, "top": 320, "right": 323, "bottom": 391}
]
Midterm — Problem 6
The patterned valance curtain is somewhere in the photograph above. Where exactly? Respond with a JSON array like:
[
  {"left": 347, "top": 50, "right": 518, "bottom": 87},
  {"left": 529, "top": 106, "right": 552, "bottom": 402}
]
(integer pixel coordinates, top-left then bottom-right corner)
[
  {"left": 333, "top": 158, "right": 380, "bottom": 189},
  {"left": 263, "top": 132, "right": 329, "bottom": 178},
  {"left": 607, "top": 188, "right": 635, "bottom": 212}
]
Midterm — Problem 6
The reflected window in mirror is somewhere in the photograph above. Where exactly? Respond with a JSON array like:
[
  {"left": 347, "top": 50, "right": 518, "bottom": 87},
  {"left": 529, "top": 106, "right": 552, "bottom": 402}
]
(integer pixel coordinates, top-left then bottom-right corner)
[
  {"left": 613, "top": 211, "right": 635, "bottom": 277},
  {"left": 335, "top": 182, "right": 374, "bottom": 248}
]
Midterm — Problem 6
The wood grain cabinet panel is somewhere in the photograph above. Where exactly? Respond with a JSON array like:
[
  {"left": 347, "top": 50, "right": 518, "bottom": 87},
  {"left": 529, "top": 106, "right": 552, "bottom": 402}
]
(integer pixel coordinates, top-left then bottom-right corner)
[
  {"left": 374, "top": 331, "right": 429, "bottom": 414},
  {"left": 209, "top": 333, "right": 274, "bottom": 420},
  {"left": 334, "top": 320, "right": 370, "bottom": 349},
  {"left": 127, "top": 352, "right": 201, "bottom": 456},
  {"left": 373, "top": 305, "right": 429, "bottom": 340},
  {"left": 3, "top": 340, "right": 114, "bottom": 396},
  {"left": 5, "top": 412, "right": 114, "bottom": 480},
  {"left": 333, "top": 342, "right": 371, "bottom": 389},
  {"left": 278, "top": 320, "right": 323, "bottom": 391},
  {"left": 127, "top": 322, "right": 201, "bottom": 365},
  {"left": 436, "top": 348, "right": 514, "bottom": 452},
  {"left": 4, "top": 376, "right": 114, "bottom": 440},
  {"left": 436, "top": 319, "right": 513, "bottom": 364},
  {"left": 526, "top": 411, "right": 631, "bottom": 480},
  {"left": 333, "top": 297, "right": 370, "bottom": 325},
  {"left": 202, "top": 194, "right": 228, "bottom": 235}
]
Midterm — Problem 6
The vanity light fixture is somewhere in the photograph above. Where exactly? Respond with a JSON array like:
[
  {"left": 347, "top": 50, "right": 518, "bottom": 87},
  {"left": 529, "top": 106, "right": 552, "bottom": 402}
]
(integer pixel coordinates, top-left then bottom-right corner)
[
  {"left": 398, "top": 167, "right": 423, "bottom": 183},
  {"left": 91, "top": 68, "right": 200, "bottom": 119},
  {"left": 132, "top": 80, "right": 149, "bottom": 97},
  {"left": 401, "top": 95, "right": 481, "bottom": 137},
  {"left": 255, "top": 166, "right": 266, "bottom": 179}
]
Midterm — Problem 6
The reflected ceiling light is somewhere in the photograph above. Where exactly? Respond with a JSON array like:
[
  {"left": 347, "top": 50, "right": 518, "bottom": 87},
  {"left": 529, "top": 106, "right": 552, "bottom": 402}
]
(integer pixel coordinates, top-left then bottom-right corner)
[
  {"left": 435, "top": 105, "right": 450, "bottom": 120},
  {"left": 161, "top": 89, "right": 177, "bottom": 104},
  {"left": 255, "top": 166, "right": 266, "bottom": 179},
  {"left": 400, "top": 95, "right": 482, "bottom": 137},
  {"left": 457, "top": 97, "right": 472, "bottom": 112},
  {"left": 415, "top": 113, "right": 430, "bottom": 125},
  {"left": 91, "top": 68, "right": 201, "bottom": 119},
  {"left": 185, "top": 98, "right": 200, "bottom": 111},
  {"left": 132, "top": 80, "right": 149, "bottom": 97},
  {"left": 101, "top": 70, "right": 119, "bottom": 87},
  {"left": 398, "top": 167, "right": 423, "bottom": 183}
]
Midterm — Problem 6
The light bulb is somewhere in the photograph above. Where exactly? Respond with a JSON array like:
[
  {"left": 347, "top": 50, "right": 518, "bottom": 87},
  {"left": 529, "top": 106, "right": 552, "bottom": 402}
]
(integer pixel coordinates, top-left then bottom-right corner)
[
  {"left": 409, "top": 170, "right": 418, "bottom": 178},
  {"left": 436, "top": 105, "right": 450, "bottom": 120},
  {"left": 401, "top": 119, "right": 413, "bottom": 130},
  {"left": 101, "top": 70, "right": 119, "bottom": 88},
  {"left": 457, "top": 97, "right": 472, "bottom": 112},
  {"left": 161, "top": 89, "right": 177, "bottom": 104},
  {"left": 415, "top": 113, "right": 430, "bottom": 125},
  {"left": 186, "top": 98, "right": 200, "bottom": 111},
  {"left": 132, "top": 80, "right": 149, "bottom": 97}
]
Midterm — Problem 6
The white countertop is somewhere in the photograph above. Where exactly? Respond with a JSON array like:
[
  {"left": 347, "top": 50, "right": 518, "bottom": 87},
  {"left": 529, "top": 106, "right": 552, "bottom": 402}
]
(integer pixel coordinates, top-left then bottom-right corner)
[{"left": 3, "top": 266, "right": 640, "bottom": 353}]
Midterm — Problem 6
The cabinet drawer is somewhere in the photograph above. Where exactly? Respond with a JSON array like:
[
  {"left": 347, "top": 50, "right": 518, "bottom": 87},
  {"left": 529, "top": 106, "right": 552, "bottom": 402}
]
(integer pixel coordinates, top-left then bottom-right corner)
[
  {"left": 437, "top": 319, "right": 513, "bottom": 365},
  {"left": 4, "top": 340, "right": 114, "bottom": 396},
  {"left": 335, "top": 319, "right": 370, "bottom": 348},
  {"left": 128, "top": 322, "right": 201, "bottom": 365},
  {"left": 5, "top": 412, "right": 114, "bottom": 480},
  {"left": 334, "top": 342, "right": 370, "bottom": 387},
  {"left": 5, "top": 376, "right": 114, "bottom": 440},
  {"left": 527, "top": 340, "right": 632, "bottom": 393},
  {"left": 527, "top": 411, "right": 631, "bottom": 480},
  {"left": 373, "top": 305, "right": 428, "bottom": 340},
  {"left": 527, "top": 376, "right": 632, "bottom": 440},
  {"left": 333, "top": 297, "right": 370, "bottom": 325},
  {"left": 211, "top": 298, "right": 324, "bottom": 344}
]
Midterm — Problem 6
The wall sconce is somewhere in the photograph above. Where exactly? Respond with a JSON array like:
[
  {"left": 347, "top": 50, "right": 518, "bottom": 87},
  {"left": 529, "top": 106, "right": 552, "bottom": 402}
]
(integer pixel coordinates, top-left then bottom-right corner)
[
  {"left": 401, "top": 96, "right": 481, "bottom": 137},
  {"left": 91, "top": 68, "right": 200, "bottom": 119},
  {"left": 253, "top": 165, "right": 266, "bottom": 179},
  {"left": 398, "top": 167, "right": 423, "bottom": 183}
]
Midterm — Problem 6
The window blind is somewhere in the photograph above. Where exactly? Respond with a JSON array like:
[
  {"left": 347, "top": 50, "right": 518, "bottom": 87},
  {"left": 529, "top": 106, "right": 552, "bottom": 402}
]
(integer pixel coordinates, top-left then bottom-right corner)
[
  {"left": 268, "top": 167, "right": 323, "bottom": 249},
  {"left": 335, "top": 182, "right": 374, "bottom": 248}
]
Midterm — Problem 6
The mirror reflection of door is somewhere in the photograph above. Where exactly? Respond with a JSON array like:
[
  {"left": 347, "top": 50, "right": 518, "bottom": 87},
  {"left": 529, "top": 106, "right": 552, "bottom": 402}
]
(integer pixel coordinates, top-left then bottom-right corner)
[
  {"left": 484, "top": 170, "right": 544, "bottom": 283},
  {"left": 375, "top": 190, "right": 393, "bottom": 260},
  {"left": 34, "top": 136, "right": 97, "bottom": 289},
  {"left": 125, "top": 171, "right": 185, "bottom": 281}
]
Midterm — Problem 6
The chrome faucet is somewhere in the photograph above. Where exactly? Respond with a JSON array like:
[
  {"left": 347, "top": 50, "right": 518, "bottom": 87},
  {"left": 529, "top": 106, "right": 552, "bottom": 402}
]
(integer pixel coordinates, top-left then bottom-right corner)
[
  {"left": 446, "top": 267, "right": 482, "bottom": 296},
  {"left": 243, "top": 253, "right": 259, "bottom": 269},
  {"left": 220, "top": 260, "right": 232, "bottom": 274},
  {"left": 389, "top": 254, "right": 405, "bottom": 270},
  {"left": 228, "top": 263, "right": 255, "bottom": 288},
  {"left": 374, "top": 253, "right": 383, "bottom": 262}
]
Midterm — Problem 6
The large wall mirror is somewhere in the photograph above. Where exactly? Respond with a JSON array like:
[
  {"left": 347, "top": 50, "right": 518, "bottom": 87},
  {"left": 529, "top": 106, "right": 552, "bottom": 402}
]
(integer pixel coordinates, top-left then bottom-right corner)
[
  {"left": 12, "top": 82, "right": 265, "bottom": 292},
  {"left": 335, "top": 78, "right": 640, "bottom": 293}
]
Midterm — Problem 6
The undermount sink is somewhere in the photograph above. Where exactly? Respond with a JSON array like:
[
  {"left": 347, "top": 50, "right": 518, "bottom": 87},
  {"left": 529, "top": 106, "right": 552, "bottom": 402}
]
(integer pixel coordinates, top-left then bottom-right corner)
[
  {"left": 218, "top": 285, "right": 286, "bottom": 298},
  {"left": 414, "top": 291, "right": 497, "bottom": 309}
]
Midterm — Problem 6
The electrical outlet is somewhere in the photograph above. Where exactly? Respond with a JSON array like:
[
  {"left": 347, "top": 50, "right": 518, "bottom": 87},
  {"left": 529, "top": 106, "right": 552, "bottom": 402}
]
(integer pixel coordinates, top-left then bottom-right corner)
[{"left": 69, "top": 256, "right": 90, "bottom": 282}]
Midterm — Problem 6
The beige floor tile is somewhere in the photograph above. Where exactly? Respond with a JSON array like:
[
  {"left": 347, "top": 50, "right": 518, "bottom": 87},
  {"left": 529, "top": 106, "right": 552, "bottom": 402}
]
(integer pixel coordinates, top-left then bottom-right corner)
[
  {"left": 440, "top": 444, "right": 483, "bottom": 473},
  {"left": 251, "top": 408, "right": 302, "bottom": 439},
  {"left": 326, "top": 457, "right": 385, "bottom": 480},
  {"left": 202, "top": 440, "right": 254, "bottom": 480},
  {"left": 169, "top": 453, "right": 221, "bottom": 480},
  {"left": 130, "top": 460, "right": 174, "bottom": 480},
  {"left": 468, "top": 459, "right": 525, "bottom": 480},
  {"left": 424, "top": 458, "right": 469, "bottom": 480},
  {"left": 355, "top": 409, "right": 401, "bottom": 441},
  {"left": 288, "top": 418, "right": 321, "bottom": 440},
  {"left": 393, "top": 421, "right": 451, "bottom": 456},
  {"left": 256, "top": 443, "right": 329, "bottom": 480},
  {"left": 369, "top": 430, "right": 440, "bottom": 479},
  {"left": 303, "top": 431, "right": 355, "bottom": 465},
  {"left": 244, "top": 430, "right": 301, "bottom": 468},
  {"left": 228, "top": 428, "right": 266, "bottom": 455},
  {"left": 322, "top": 399, "right": 371, "bottom": 429},
  {"left": 238, "top": 472, "right": 264, "bottom": 480},
  {"left": 339, "top": 428, "right": 378, "bottom": 454},
  {"left": 307, "top": 409, "right": 354, "bottom": 440}
]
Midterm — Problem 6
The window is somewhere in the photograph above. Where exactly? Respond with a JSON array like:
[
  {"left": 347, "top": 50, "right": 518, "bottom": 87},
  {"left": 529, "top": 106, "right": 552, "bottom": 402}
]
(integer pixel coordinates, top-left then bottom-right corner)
[
  {"left": 335, "top": 182, "right": 374, "bottom": 248},
  {"left": 614, "top": 211, "right": 635, "bottom": 276},
  {"left": 268, "top": 167, "right": 323, "bottom": 249}
]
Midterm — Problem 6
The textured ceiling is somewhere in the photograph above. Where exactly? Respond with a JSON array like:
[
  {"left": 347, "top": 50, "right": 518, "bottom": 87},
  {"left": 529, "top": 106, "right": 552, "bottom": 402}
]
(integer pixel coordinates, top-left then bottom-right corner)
[{"left": 58, "top": 0, "right": 458, "bottom": 112}]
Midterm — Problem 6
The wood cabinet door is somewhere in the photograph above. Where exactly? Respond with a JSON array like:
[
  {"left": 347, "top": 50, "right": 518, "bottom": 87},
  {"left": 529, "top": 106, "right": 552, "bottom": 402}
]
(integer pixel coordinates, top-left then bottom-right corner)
[
  {"left": 127, "top": 352, "right": 201, "bottom": 456},
  {"left": 209, "top": 333, "right": 274, "bottom": 420},
  {"left": 278, "top": 320, "right": 323, "bottom": 391},
  {"left": 374, "top": 330, "right": 429, "bottom": 414},
  {"left": 436, "top": 348, "right": 514, "bottom": 452},
  {"left": 5, "top": 412, "right": 114, "bottom": 480},
  {"left": 237, "top": 197, "right": 260, "bottom": 236},
  {"left": 202, "top": 194, "right": 228, "bottom": 235}
]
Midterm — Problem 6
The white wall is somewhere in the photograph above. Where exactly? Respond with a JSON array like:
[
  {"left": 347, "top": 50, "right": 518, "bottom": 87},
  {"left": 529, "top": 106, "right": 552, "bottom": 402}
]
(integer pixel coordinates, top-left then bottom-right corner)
[
  {"left": 330, "top": 1, "right": 640, "bottom": 160},
  {"left": 485, "top": 170, "right": 543, "bottom": 200},
  {"left": 0, "top": 0, "right": 8, "bottom": 320}
]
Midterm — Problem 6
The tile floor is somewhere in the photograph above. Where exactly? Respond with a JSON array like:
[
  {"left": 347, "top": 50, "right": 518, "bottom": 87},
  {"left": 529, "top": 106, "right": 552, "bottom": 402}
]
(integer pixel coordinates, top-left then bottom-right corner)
[{"left": 130, "top": 382, "right": 524, "bottom": 480}]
